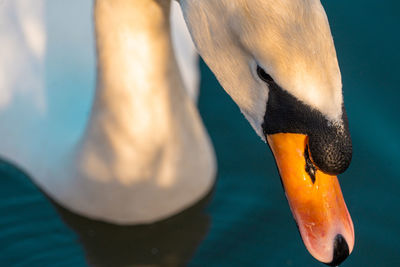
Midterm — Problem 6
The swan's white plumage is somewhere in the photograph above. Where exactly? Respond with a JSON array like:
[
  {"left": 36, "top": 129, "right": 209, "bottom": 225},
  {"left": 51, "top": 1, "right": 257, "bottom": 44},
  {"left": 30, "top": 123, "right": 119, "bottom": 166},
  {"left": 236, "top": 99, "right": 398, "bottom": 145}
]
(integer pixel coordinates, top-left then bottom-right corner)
[
  {"left": 0, "top": 0, "right": 214, "bottom": 224},
  {"left": 0, "top": 0, "right": 46, "bottom": 112},
  {"left": 180, "top": 0, "right": 344, "bottom": 139},
  {"left": 171, "top": 1, "right": 200, "bottom": 101}
]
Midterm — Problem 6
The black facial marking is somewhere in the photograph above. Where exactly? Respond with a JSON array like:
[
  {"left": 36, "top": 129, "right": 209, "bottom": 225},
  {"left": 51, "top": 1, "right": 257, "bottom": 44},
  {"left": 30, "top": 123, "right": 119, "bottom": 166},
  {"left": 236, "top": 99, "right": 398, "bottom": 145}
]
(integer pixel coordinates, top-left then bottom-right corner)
[
  {"left": 262, "top": 81, "right": 352, "bottom": 175},
  {"left": 304, "top": 145, "right": 316, "bottom": 184}
]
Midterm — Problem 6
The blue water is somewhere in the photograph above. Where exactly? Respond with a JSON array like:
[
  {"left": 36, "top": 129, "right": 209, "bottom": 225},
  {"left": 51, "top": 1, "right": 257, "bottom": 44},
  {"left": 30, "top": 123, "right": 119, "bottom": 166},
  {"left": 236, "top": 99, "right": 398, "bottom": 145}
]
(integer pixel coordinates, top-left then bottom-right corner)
[{"left": 1, "top": 0, "right": 400, "bottom": 266}]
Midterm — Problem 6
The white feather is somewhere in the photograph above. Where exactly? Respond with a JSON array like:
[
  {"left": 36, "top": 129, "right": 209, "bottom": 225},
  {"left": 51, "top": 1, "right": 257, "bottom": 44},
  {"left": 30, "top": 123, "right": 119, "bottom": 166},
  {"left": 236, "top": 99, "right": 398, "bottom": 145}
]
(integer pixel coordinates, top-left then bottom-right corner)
[
  {"left": 180, "top": 0, "right": 344, "bottom": 140},
  {"left": 170, "top": 1, "right": 200, "bottom": 101},
  {"left": 0, "top": 0, "right": 215, "bottom": 224}
]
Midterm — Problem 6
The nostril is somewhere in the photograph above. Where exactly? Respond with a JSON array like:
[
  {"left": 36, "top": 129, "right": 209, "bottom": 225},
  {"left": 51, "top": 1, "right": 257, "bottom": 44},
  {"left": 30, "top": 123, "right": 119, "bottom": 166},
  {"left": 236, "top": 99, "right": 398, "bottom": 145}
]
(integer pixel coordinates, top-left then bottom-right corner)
[
  {"left": 326, "top": 234, "right": 350, "bottom": 266},
  {"left": 304, "top": 144, "right": 316, "bottom": 183}
]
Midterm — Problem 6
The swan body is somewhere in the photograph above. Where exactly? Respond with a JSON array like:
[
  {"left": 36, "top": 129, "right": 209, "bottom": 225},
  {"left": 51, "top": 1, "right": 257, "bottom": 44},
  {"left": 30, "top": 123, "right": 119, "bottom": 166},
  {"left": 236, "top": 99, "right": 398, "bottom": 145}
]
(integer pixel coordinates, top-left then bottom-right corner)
[{"left": 0, "top": 0, "right": 215, "bottom": 224}]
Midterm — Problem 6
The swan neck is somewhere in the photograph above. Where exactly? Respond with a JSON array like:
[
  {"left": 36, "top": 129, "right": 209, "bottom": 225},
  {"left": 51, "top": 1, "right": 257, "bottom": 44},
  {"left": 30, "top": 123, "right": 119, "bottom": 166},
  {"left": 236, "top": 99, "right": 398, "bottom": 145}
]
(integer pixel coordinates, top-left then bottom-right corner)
[
  {"left": 94, "top": 0, "right": 179, "bottom": 101},
  {"left": 78, "top": 0, "right": 187, "bottom": 160}
]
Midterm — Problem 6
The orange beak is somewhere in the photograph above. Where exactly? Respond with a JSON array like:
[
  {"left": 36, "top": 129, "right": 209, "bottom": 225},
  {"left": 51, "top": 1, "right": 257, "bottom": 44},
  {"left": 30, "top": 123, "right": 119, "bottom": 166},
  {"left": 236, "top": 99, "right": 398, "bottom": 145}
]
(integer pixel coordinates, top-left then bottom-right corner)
[{"left": 267, "top": 133, "right": 354, "bottom": 265}]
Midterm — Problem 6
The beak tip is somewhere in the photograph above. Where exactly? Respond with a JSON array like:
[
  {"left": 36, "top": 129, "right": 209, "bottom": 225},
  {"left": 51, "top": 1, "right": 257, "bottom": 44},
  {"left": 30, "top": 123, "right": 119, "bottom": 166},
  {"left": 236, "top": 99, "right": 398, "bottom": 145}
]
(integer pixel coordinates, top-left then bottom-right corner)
[{"left": 325, "top": 234, "right": 350, "bottom": 266}]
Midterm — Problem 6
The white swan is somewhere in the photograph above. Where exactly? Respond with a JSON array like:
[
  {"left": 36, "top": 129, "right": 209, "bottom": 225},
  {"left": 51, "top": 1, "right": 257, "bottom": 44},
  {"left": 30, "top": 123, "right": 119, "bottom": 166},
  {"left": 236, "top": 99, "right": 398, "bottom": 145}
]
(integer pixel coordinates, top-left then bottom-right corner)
[
  {"left": 0, "top": 0, "right": 355, "bottom": 265},
  {"left": 0, "top": 0, "right": 215, "bottom": 223}
]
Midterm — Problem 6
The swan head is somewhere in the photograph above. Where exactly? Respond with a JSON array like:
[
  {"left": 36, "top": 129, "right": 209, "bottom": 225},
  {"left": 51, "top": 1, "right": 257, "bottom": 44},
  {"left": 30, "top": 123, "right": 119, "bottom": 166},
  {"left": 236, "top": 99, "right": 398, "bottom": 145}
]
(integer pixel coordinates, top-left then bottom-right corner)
[{"left": 180, "top": 0, "right": 354, "bottom": 264}]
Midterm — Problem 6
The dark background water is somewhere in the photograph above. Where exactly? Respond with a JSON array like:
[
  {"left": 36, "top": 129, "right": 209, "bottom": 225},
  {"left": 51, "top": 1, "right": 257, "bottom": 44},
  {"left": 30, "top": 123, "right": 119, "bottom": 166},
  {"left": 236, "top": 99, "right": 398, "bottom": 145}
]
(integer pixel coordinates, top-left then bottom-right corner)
[{"left": 1, "top": 0, "right": 399, "bottom": 266}]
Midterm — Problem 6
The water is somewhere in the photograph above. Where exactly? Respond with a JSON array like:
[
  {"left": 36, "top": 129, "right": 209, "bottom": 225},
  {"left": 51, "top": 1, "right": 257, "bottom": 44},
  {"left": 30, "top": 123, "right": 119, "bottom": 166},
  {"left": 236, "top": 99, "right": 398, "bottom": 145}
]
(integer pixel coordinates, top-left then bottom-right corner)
[{"left": 1, "top": 0, "right": 400, "bottom": 266}]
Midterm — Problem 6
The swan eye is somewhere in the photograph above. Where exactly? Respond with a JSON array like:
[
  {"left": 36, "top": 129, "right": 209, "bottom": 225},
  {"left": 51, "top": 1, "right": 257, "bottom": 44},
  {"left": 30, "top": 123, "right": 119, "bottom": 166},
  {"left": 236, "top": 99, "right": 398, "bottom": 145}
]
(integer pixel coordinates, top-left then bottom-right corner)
[{"left": 257, "top": 65, "right": 274, "bottom": 85}]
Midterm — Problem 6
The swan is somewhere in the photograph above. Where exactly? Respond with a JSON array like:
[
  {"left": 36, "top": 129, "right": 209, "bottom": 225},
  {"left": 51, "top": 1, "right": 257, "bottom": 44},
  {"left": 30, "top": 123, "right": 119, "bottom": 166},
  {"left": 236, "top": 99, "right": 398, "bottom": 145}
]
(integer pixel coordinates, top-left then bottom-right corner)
[
  {"left": 0, "top": 0, "right": 355, "bottom": 265},
  {"left": 0, "top": 0, "right": 216, "bottom": 222}
]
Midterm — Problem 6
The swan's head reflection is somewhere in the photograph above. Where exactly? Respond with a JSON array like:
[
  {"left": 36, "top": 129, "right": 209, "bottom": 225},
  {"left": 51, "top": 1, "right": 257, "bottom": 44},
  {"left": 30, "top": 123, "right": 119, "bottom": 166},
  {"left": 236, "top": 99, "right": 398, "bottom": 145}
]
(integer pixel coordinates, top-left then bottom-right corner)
[{"left": 52, "top": 191, "right": 212, "bottom": 266}]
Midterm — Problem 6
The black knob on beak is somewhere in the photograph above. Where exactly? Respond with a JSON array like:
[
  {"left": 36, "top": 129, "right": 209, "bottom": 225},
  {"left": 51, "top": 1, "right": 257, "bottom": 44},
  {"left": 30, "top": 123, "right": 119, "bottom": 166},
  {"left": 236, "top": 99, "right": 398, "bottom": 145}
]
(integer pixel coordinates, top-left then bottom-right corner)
[{"left": 308, "top": 123, "right": 352, "bottom": 175}]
